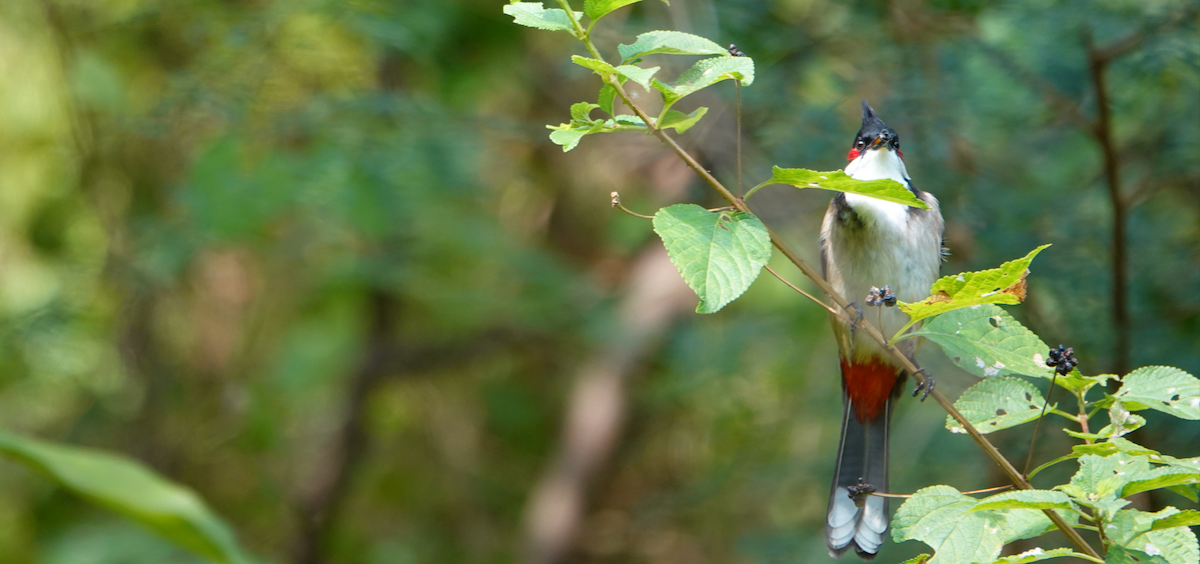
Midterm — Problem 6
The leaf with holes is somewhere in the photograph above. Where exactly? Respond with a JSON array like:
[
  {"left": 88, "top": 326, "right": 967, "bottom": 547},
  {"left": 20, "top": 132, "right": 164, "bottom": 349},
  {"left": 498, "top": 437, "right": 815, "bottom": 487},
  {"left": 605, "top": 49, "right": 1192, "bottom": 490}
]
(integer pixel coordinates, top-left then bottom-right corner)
[
  {"left": 503, "top": 2, "right": 582, "bottom": 34},
  {"left": 1058, "top": 454, "right": 1150, "bottom": 517},
  {"left": 945, "top": 377, "right": 1048, "bottom": 435},
  {"left": 910, "top": 304, "right": 1055, "bottom": 380},
  {"left": 1107, "top": 508, "right": 1200, "bottom": 564},
  {"left": 896, "top": 245, "right": 1050, "bottom": 335},
  {"left": 1113, "top": 366, "right": 1200, "bottom": 420},
  {"left": 617, "top": 30, "right": 727, "bottom": 63},
  {"left": 653, "top": 204, "right": 772, "bottom": 314},
  {"left": 891, "top": 485, "right": 1055, "bottom": 564},
  {"left": 764, "top": 167, "right": 928, "bottom": 208},
  {"left": 0, "top": 431, "right": 249, "bottom": 563}
]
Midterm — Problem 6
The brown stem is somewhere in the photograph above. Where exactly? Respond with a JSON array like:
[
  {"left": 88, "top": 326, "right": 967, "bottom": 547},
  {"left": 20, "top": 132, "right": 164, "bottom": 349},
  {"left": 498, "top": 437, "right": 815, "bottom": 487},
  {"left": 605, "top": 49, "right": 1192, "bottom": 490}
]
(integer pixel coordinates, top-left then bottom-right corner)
[{"left": 521, "top": 245, "right": 694, "bottom": 564}]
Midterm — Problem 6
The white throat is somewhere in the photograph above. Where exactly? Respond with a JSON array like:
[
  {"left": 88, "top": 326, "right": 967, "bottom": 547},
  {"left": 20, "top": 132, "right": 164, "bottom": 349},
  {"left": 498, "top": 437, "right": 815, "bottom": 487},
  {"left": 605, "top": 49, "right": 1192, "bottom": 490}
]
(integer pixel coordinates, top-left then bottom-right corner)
[
  {"left": 842, "top": 148, "right": 912, "bottom": 225},
  {"left": 845, "top": 148, "right": 909, "bottom": 184}
]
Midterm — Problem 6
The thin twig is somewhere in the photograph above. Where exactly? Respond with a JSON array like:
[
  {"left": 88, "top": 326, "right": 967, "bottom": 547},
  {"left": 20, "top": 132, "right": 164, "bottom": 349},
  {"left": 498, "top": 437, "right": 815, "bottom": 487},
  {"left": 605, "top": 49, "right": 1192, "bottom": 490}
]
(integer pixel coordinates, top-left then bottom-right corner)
[
  {"left": 871, "top": 484, "right": 1013, "bottom": 499},
  {"left": 764, "top": 265, "right": 839, "bottom": 315},
  {"left": 736, "top": 81, "right": 743, "bottom": 199},
  {"left": 1022, "top": 370, "right": 1060, "bottom": 477},
  {"left": 611, "top": 191, "right": 654, "bottom": 219}
]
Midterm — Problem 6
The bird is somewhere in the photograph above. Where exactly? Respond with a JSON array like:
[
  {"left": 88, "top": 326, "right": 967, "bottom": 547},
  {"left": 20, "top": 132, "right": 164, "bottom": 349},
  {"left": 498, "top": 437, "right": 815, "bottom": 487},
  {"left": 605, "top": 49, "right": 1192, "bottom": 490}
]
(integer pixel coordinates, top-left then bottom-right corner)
[{"left": 819, "top": 100, "right": 944, "bottom": 559}]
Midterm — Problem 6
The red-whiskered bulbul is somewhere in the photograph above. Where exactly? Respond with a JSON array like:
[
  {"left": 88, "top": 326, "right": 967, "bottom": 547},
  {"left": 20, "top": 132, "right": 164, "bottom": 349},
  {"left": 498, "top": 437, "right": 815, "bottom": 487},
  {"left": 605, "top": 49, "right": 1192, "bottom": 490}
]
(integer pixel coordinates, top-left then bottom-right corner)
[{"left": 819, "top": 100, "right": 944, "bottom": 559}]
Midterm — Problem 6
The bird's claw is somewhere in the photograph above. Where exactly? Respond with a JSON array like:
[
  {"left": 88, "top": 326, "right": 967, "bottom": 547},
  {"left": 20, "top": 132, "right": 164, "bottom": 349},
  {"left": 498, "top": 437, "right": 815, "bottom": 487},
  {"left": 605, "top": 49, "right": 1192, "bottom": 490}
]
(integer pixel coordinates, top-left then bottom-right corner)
[
  {"left": 845, "top": 301, "right": 864, "bottom": 339},
  {"left": 912, "top": 369, "right": 935, "bottom": 401},
  {"left": 847, "top": 477, "right": 877, "bottom": 507}
]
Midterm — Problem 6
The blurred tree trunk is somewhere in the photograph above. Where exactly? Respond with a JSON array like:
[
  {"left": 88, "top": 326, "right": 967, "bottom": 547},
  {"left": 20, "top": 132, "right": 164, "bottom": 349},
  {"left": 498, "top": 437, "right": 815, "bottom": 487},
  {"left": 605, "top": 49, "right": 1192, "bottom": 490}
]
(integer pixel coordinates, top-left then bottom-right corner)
[{"left": 522, "top": 244, "right": 694, "bottom": 564}]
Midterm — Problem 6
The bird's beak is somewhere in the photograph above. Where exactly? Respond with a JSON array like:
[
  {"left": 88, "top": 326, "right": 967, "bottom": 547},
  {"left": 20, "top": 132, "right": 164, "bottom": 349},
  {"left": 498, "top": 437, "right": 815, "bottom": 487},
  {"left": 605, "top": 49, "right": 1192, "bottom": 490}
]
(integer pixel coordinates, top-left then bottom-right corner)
[{"left": 868, "top": 136, "right": 887, "bottom": 149}]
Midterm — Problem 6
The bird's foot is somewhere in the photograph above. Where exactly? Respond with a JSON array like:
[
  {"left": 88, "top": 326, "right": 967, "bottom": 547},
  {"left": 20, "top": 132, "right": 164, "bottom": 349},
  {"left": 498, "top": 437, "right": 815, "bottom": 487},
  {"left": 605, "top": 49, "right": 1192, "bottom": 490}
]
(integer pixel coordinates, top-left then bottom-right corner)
[
  {"left": 912, "top": 369, "right": 935, "bottom": 401},
  {"left": 865, "top": 285, "right": 897, "bottom": 307},
  {"left": 847, "top": 478, "right": 877, "bottom": 508},
  {"left": 845, "top": 301, "right": 864, "bottom": 338}
]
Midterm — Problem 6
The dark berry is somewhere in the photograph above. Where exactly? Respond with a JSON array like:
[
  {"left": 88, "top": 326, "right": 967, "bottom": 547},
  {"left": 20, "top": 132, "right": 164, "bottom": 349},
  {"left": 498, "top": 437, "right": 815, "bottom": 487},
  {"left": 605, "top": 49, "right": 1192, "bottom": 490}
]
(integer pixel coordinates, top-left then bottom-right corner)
[{"left": 1046, "top": 344, "right": 1078, "bottom": 376}]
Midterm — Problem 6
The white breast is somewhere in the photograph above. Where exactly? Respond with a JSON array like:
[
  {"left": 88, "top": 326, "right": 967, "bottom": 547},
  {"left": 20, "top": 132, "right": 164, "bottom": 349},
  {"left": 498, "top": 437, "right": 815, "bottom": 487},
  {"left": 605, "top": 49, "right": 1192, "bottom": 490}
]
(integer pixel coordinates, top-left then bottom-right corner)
[{"left": 824, "top": 148, "right": 942, "bottom": 360}]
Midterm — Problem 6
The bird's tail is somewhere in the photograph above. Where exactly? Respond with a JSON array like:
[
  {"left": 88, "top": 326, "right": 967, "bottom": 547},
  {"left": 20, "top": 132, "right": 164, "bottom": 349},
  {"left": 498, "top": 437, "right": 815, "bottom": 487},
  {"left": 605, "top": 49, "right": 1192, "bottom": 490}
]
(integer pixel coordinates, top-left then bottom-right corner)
[{"left": 826, "top": 358, "right": 903, "bottom": 559}]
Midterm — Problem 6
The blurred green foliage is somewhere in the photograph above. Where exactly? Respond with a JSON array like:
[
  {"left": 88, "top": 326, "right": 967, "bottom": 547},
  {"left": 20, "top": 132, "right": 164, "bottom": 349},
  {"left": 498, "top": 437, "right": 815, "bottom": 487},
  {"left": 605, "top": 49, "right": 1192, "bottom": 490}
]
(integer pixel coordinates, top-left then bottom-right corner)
[{"left": 0, "top": 0, "right": 1195, "bottom": 563}]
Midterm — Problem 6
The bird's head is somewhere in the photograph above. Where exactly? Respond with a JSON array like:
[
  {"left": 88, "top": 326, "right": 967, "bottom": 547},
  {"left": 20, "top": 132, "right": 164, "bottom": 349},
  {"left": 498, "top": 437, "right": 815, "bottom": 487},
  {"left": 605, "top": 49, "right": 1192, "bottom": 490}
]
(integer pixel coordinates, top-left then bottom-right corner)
[{"left": 847, "top": 100, "right": 903, "bottom": 161}]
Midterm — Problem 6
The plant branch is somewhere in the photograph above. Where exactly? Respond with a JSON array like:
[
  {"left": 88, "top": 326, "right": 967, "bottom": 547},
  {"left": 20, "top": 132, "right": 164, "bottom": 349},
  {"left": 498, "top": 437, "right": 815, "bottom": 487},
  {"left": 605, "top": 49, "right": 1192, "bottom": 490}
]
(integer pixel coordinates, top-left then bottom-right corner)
[
  {"left": 764, "top": 265, "right": 839, "bottom": 316},
  {"left": 610, "top": 191, "right": 655, "bottom": 219},
  {"left": 555, "top": 5, "right": 1100, "bottom": 559},
  {"left": 1076, "top": 388, "right": 1092, "bottom": 442},
  {"left": 1023, "top": 371, "right": 1060, "bottom": 477}
]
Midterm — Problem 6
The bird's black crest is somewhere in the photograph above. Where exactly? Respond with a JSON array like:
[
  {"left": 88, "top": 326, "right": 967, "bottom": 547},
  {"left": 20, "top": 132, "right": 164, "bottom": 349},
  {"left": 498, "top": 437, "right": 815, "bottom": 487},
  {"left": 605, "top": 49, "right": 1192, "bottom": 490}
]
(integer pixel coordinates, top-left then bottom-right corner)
[{"left": 855, "top": 99, "right": 896, "bottom": 145}]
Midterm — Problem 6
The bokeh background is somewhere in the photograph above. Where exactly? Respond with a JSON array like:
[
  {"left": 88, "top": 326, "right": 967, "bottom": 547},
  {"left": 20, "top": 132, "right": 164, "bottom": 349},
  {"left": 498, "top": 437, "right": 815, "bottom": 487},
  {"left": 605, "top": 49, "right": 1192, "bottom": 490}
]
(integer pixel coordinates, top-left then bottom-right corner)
[{"left": 0, "top": 0, "right": 1197, "bottom": 562}]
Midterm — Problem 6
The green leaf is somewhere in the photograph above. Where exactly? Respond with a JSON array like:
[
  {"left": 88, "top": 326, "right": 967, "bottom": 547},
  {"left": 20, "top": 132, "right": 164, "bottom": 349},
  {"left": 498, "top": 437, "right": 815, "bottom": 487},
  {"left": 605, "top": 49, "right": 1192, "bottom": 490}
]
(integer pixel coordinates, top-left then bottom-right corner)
[
  {"left": 1030, "top": 438, "right": 1163, "bottom": 480},
  {"left": 612, "top": 114, "right": 646, "bottom": 126},
  {"left": 764, "top": 167, "right": 929, "bottom": 208},
  {"left": 1057, "top": 372, "right": 1117, "bottom": 394},
  {"left": 0, "top": 431, "right": 249, "bottom": 564},
  {"left": 1058, "top": 454, "right": 1149, "bottom": 516},
  {"left": 971, "top": 490, "right": 1075, "bottom": 513},
  {"left": 1102, "top": 401, "right": 1147, "bottom": 438},
  {"left": 615, "top": 64, "right": 659, "bottom": 89},
  {"left": 982, "top": 547, "right": 1083, "bottom": 564},
  {"left": 570, "top": 102, "right": 600, "bottom": 124},
  {"left": 896, "top": 245, "right": 1050, "bottom": 334},
  {"left": 1107, "top": 508, "right": 1200, "bottom": 564},
  {"left": 1076, "top": 438, "right": 1162, "bottom": 458},
  {"left": 891, "top": 485, "right": 1055, "bottom": 564},
  {"left": 617, "top": 30, "right": 727, "bottom": 63},
  {"left": 658, "top": 107, "right": 707, "bottom": 133},
  {"left": 1105, "top": 545, "right": 1172, "bottom": 564},
  {"left": 549, "top": 129, "right": 585, "bottom": 151},
  {"left": 914, "top": 304, "right": 1055, "bottom": 381},
  {"left": 1112, "top": 366, "right": 1200, "bottom": 420},
  {"left": 1148, "top": 509, "right": 1200, "bottom": 531},
  {"left": 945, "top": 376, "right": 1048, "bottom": 435},
  {"left": 1167, "top": 484, "right": 1199, "bottom": 503},
  {"left": 548, "top": 121, "right": 605, "bottom": 152},
  {"left": 572, "top": 55, "right": 617, "bottom": 73},
  {"left": 899, "top": 555, "right": 932, "bottom": 564},
  {"left": 598, "top": 84, "right": 616, "bottom": 114},
  {"left": 584, "top": 0, "right": 641, "bottom": 20},
  {"left": 1121, "top": 466, "right": 1200, "bottom": 497},
  {"left": 652, "top": 56, "right": 753, "bottom": 109},
  {"left": 652, "top": 204, "right": 772, "bottom": 314},
  {"left": 570, "top": 56, "right": 660, "bottom": 89},
  {"left": 503, "top": 2, "right": 581, "bottom": 34}
]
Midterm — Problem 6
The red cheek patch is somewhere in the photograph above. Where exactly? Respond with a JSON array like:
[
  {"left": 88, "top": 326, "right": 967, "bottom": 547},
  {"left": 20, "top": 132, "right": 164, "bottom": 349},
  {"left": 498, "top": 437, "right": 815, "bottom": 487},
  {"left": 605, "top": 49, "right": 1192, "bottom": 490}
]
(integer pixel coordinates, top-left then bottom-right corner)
[
  {"left": 897, "top": 150, "right": 904, "bottom": 159},
  {"left": 847, "top": 148, "right": 861, "bottom": 161}
]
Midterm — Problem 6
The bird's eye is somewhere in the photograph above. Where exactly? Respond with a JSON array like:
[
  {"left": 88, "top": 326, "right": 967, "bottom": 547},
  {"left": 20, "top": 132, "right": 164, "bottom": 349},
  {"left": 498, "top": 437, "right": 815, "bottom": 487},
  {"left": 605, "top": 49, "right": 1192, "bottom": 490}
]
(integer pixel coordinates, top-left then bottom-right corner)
[{"left": 856, "top": 140, "right": 865, "bottom": 147}]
